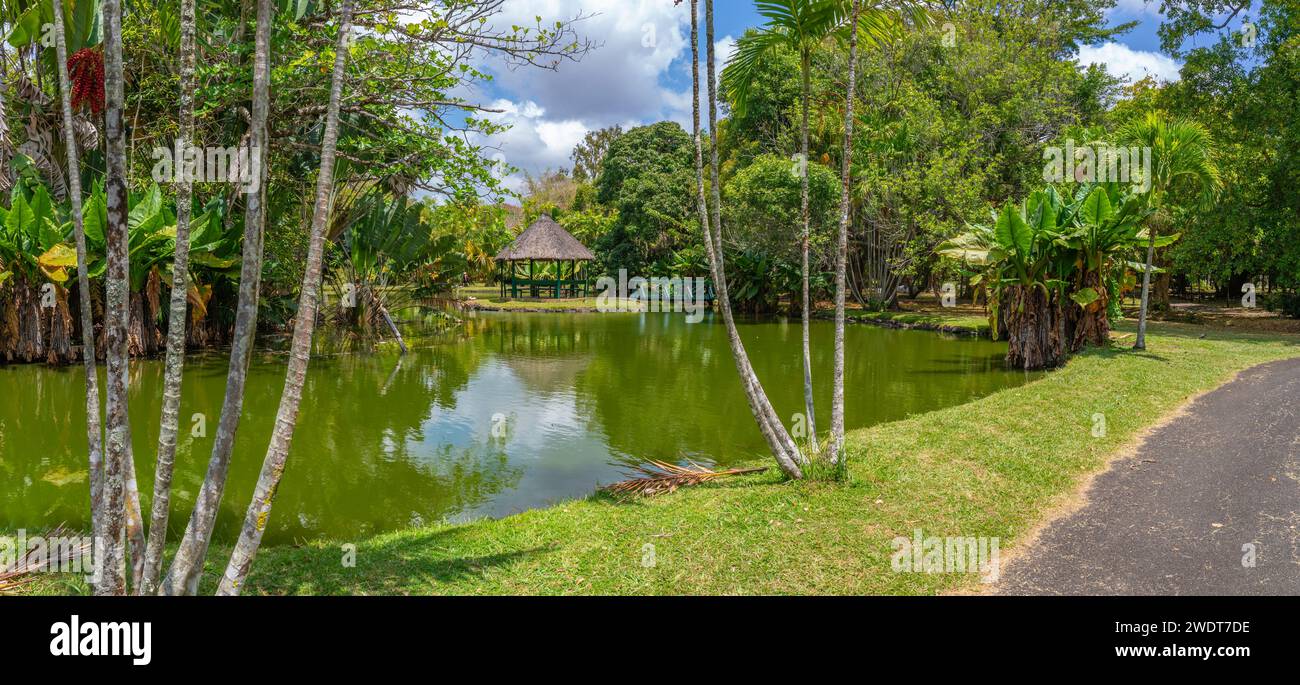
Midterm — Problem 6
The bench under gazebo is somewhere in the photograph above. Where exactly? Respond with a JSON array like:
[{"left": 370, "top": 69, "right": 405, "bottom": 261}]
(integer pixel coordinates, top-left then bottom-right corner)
[{"left": 496, "top": 215, "right": 596, "bottom": 299}]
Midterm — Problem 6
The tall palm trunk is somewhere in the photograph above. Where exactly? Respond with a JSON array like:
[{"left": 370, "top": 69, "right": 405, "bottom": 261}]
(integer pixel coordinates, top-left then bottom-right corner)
[
  {"left": 827, "top": 0, "right": 860, "bottom": 466},
  {"left": 140, "top": 0, "right": 198, "bottom": 596},
  {"left": 798, "top": 50, "right": 817, "bottom": 454},
  {"left": 693, "top": 0, "right": 804, "bottom": 480},
  {"left": 1134, "top": 214, "right": 1159, "bottom": 351},
  {"left": 99, "top": 0, "right": 130, "bottom": 596},
  {"left": 50, "top": 0, "right": 106, "bottom": 587},
  {"left": 122, "top": 439, "right": 145, "bottom": 589},
  {"left": 163, "top": 0, "right": 271, "bottom": 596},
  {"left": 217, "top": 1, "right": 353, "bottom": 596}
]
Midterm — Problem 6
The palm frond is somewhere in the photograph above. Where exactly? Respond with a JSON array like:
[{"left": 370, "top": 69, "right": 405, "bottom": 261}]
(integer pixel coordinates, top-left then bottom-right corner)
[
  {"left": 1116, "top": 110, "right": 1221, "bottom": 208},
  {"left": 0, "top": 524, "right": 91, "bottom": 595},
  {"left": 602, "top": 460, "right": 767, "bottom": 497},
  {"left": 726, "top": 1, "right": 929, "bottom": 118},
  {"left": 721, "top": 29, "right": 790, "bottom": 119}
]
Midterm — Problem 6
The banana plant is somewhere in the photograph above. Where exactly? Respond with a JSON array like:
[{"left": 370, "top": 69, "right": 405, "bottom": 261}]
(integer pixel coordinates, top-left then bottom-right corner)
[
  {"left": 1056, "top": 182, "right": 1166, "bottom": 349},
  {"left": 0, "top": 182, "right": 78, "bottom": 286},
  {"left": 939, "top": 188, "right": 1074, "bottom": 369},
  {"left": 0, "top": 179, "right": 82, "bottom": 363}
]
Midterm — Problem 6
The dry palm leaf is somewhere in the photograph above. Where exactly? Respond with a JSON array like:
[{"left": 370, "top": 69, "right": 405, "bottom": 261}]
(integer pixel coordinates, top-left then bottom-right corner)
[
  {"left": 602, "top": 460, "right": 767, "bottom": 497},
  {"left": 0, "top": 524, "right": 92, "bottom": 595},
  {"left": 0, "top": 569, "right": 36, "bottom": 594}
]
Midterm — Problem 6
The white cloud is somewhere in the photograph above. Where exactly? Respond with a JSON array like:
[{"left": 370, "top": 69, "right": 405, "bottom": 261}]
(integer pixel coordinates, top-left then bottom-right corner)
[
  {"left": 1076, "top": 42, "right": 1182, "bottom": 83},
  {"left": 479, "top": 99, "right": 589, "bottom": 195},
  {"left": 715, "top": 35, "right": 737, "bottom": 64},
  {"left": 487, "top": 0, "right": 690, "bottom": 122},
  {"left": 467, "top": 0, "right": 727, "bottom": 193}
]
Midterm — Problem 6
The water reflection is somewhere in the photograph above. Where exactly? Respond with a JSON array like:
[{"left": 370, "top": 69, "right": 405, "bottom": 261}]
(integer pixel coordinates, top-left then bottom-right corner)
[{"left": 0, "top": 312, "right": 1034, "bottom": 543}]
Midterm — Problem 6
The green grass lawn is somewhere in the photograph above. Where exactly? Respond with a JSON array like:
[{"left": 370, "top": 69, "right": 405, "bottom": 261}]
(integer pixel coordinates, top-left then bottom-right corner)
[
  {"left": 842, "top": 308, "right": 991, "bottom": 336},
  {"left": 12, "top": 321, "right": 1299, "bottom": 596},
  {"left": 458, "top": 283, "right": 632, "bottom": 312}
]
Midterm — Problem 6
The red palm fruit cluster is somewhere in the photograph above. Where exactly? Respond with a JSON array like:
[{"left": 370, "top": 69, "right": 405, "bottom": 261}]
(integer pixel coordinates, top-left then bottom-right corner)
[{"left": 68, "top": 48, "right": 105, "bottom": 115}]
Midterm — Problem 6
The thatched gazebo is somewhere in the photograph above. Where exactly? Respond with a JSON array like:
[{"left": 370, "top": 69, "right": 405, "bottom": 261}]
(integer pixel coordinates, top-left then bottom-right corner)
[{"left": 495, "top": 215, "right": 596, "bottom": 299}]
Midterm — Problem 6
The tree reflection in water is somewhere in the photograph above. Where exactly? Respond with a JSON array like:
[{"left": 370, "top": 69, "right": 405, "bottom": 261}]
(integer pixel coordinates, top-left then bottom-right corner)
[{"left": 0, "top": 311, "right": 1034, "bottom": 543}]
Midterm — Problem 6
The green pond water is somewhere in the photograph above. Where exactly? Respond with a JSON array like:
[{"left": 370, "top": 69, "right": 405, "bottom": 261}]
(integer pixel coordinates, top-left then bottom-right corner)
[{"left": 0, "top": 311, "right": 1036, "bottom": 544}]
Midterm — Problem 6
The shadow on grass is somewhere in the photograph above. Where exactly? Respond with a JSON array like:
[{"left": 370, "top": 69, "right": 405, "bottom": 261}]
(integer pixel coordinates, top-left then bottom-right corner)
[
  {"left": 1119, "top": 320, "right": 1300, "bottom": 346},
  {"left": 241, "top": 526, "right": 554, "bottom": 595}
]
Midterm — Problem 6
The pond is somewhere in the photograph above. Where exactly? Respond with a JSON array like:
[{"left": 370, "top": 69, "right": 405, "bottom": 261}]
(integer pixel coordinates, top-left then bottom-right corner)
[{"left": 0, "top": 311, "right": 1036, "bottom": 544}]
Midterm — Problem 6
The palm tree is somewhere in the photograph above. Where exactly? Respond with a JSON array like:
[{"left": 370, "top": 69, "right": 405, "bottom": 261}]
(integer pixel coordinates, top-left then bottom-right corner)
[
  {"left": 1117, "top": 111, "right": 1220, "bottom": 350},
  {"left": 723, "top": 0, "right": 844, "bottom": 453},
  {"left": 827, "top": 0, "right": 859, "bottom": 466},
  {"left": 694, "top": 0, "right": 805, "bottom": 479},
  {"left": 140, "top": 0, "right": 198, "bottom": 596},
  {"left": 163, "top": 0, "right": 272, "bottom": 596},
  {"left": 100, "top": 0, "right": 130, "bottom": 596},
  {"left": 724, "top": 0, "right": 924, "bottom": 455},
  {"left": 217, "top": 0, "right": 354, "bottom": 596},
  {"left": 50, "top": 0, "right": 106, "bottom": 591}
]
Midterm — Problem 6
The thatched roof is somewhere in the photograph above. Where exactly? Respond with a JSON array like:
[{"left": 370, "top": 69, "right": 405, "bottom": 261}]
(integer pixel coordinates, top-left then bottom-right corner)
[{"left": 495, "top": 215, "right": 596, "bottom": 262}]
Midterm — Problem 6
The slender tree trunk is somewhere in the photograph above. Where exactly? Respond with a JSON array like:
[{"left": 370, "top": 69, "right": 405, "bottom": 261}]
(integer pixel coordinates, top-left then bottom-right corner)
[
  {"left": 1134, "top": 221, "right": 1157, "bottom": 350},
  {"left": 693, "top": 0, "right": 804, "bottom": 480},
  {"left": 828, "top": 0, "right": 860, "bottom": 466},
  {"left": 51, "top": 1, "right": 106, "bottom": 590},
  {"left": 99, "top": 0, "right": 130, "bottom": 596},
  {"left": 217, "top": 2, "right": 353, "bottom": 595},
  {"left": 1154, "top": 246, "right": 1171, "bottom": 310},
  {"left": 162, "top": 0, "right": 271, "bottom": 596},
  {"left": 122, "top": 436, "right": 145, "bottom": 589},
  {"left": 798, "top": 51, "right": 817, "bottom": 454},
  {"left": 140, "top": 0, "right": 198, "bottom": 596}
]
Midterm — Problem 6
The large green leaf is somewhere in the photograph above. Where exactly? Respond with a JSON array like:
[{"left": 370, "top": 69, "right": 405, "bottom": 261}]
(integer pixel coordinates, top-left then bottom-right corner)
[
  {"left": 30, "top": 185, "right": 52, "bottom": 227},
  {"left": 5, "top": 3, "right": 43, "bottom": 47},
  {"left": 82, "top": 187, "right": 107, "bottom": 246},
  {"left": 994, "top": 203, "right": 1031, "bottom": 257},
  {"left": 39, "top": 217, "right": 64, "bottom": 252},
  {"left": 128, "top": 184, "right": 164, "bottom": 232},
  {"left": 5, "top": 192, "right": 34, "bottom": 241},
  {"left": 1081, "top": 187, "right": 1114, "bottom": 226},
  {"left": 71, "top": 0, "right": 104, "bottom": 51},
  {"left": 190, "top": 252, "right": 240, "bottom": 270},
  {"left": 1070, "top": 287, "right": 1100, "bottom": 308}
]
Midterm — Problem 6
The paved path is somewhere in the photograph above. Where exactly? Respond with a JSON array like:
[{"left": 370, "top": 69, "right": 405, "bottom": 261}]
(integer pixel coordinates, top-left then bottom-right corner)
[{"left": 997, "top": 358, "right": 1300, "bottom": 595}]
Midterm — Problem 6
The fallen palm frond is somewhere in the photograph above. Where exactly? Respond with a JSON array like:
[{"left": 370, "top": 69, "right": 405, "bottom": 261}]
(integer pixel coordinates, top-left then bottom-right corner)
[
  {"left": 0, "top": 569, "right": 36, "bottom": 594},
  {"left": 0, "top": 524, "right": 92, "bottom": 595},
  {"left": 602, "top": 460, "right": 768, "bottom": 497}
]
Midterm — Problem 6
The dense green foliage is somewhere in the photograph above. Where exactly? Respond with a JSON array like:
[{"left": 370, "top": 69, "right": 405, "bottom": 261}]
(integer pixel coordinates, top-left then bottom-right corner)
[{"left": 593, "top": 122, "right": 697, "bottom": 276}]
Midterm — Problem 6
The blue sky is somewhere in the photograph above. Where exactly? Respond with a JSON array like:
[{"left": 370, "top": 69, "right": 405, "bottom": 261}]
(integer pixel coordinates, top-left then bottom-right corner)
[{"left": 470, "top": 0, "right": 1243, "bottom": 194}]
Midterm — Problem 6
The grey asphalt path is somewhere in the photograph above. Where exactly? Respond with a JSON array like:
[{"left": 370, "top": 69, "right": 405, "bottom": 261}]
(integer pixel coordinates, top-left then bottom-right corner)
[{"left": 996, "top": 357, "right": 1300, "bottom": 595}]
